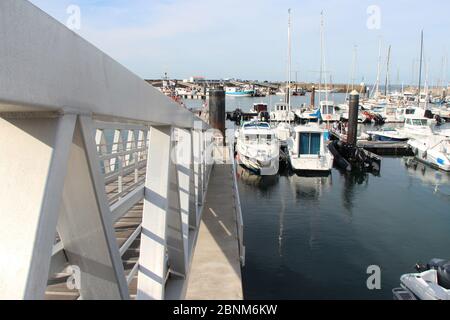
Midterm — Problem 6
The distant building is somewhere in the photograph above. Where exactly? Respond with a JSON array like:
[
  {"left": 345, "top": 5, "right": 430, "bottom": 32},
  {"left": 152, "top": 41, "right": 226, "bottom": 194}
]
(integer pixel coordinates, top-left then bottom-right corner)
[{"left": 190, "top": 76, "right": 205, "bottom": 83}]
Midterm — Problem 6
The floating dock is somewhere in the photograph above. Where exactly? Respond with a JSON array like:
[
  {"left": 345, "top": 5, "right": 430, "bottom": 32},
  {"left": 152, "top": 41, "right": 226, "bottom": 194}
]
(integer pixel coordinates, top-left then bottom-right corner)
[{"left": 330, "top": 130, "right": 413, "bottom": 156}]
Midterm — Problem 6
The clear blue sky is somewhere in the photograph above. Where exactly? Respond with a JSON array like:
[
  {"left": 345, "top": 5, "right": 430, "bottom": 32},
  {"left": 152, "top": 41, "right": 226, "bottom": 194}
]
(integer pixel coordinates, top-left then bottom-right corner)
[{"left": 29, "top": 0, "right": 449, "bottom": 85}]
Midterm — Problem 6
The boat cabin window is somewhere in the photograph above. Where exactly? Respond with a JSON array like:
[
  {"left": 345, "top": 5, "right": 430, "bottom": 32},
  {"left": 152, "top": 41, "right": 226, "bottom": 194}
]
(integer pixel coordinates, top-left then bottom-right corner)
[
  {"left": 299, "top": 133, "right": 321, "bottom": 155},
  {"left": 405, "top": 109, "right": 415, "bottom": 115},
  {"left": 244, "top": 134, "right": 274, "bottom": 144},
  {"left": 321, "top": 105, "right": 334, "bottom": 114},
  {"left": 411, "top": 119, "right": 427, "bottom": 126}
]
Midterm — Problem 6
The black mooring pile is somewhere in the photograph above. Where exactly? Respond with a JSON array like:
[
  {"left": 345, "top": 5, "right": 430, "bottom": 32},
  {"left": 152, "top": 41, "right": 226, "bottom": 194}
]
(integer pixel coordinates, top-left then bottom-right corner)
[{"left": 328, "top": 91, "right": 381, "bottom": 174}]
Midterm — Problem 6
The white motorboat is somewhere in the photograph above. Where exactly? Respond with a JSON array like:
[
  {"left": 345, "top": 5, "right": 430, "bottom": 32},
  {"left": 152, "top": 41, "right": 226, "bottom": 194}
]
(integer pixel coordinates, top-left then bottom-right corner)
[
  {"left": 274, "top": 122, "right": 292, "bottom": 147},
  {"left": 366, "top": 127, "right": 409, "bottom": 142},
  {"left": 434, "top": 123, "right": 450, "bottom": 137},
  {"left": 408, "top": 135, "right": 450, "bottom": 171},
  {"left": 236, "top": 121, "right": 279, "bottom": 175},
  {"left": 398, "top": 116, "right": 434, "bottom": 138},
  {"left": 295, "top": 107, "right": 321, "bottom": 122},
  {"left": 319, "top": 101, "right": 340, "bottom": 122},
  {"left": 287, "top": 124, "right": 334, "bottom": 172},
  {"left": 270, "top": 102, "right": 296, "bottom": 122},
  {"left": 393, "top": 259, "right": 450, "bottom": 300}
]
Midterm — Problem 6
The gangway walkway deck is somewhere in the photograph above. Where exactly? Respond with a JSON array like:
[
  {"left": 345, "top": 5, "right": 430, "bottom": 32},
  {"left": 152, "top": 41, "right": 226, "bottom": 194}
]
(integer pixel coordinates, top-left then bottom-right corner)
[{"left": 186, "top": 147, "right": 243, "bottom": 300}]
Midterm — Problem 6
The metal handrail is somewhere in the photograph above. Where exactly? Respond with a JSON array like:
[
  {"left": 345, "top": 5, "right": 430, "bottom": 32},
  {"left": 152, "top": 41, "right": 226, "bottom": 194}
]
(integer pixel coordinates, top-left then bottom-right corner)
[{"left": 229, "top": 140, "right": 246, "bottom": 267}]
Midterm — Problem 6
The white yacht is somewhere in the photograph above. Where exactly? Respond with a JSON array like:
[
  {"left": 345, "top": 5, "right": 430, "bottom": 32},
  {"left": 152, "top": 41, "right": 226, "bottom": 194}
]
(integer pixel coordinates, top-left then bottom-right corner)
[
  {"left": 270, "top": 102, "right": 296, "bottom": 122},
  {"left": 236, "top": 121, "right": 279, "bottom": 175},
  {"left": 287, "top": 124, "right": 334, "bottom": 172},
  {"left": 408, "top": 135, "right": 450, "bottom": 171}
]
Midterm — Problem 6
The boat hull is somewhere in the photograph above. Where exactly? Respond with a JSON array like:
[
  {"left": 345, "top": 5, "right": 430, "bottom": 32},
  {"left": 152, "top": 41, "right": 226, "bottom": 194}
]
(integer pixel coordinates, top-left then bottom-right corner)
[
  {"left": 288, "top": 155, "right": 333, "bottom": 172},
  {"left": 237, "top": 152, "right": 279, "bottom": 176},
  {"left": 408, "top": 140, "right": 450, "bottom": 172}
]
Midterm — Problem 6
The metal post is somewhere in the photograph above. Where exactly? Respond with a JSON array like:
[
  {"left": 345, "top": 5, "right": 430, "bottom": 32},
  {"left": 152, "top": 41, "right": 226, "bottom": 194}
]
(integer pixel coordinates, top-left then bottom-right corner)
[
  {"left": 209, "top": 88, "right": 226, "bottom": 145},
  {"left": 137, "top": 125, "right": 172, "bottom": 300},
  {"left": 310, "top": 86, "right": 316, "bottom": 107},
  {"left": 0, "top": 114, "right": 76, "bottom": 299},
  {"left": 347, "top": 90, "right": 359, "bottom": 146}
]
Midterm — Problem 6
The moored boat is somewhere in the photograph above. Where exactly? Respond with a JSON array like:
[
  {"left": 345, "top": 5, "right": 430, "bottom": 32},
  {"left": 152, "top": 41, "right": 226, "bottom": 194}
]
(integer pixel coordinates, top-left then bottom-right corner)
[
  {"left": 236, "top": 121, "right": 279, "bottom": 175},
  {"left": 287, "top": 124, "right": 333, "bottom": 172},
  {"left": 393, "top": 259, "right": 450, "bottom": 300},
  {"left": 408, "top": 135, "right": 450, "bottom": 171},
  {"left": 366, "top": 128, "right": 409, "bottom": 142}
]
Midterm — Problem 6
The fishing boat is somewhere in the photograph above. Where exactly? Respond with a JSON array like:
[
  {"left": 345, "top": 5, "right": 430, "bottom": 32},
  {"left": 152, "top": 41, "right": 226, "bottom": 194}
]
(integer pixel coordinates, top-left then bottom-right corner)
[
  {"left": 319, "top": 101, "right": 340, "bottom": 122},
  {"left": 408, "top": 135, "right": 450, "bottom": 171},
  {"left": 270, "top": 102, "right": 296, "bottom": 122},
  {"left": 366, "top": 127, "right": 409, "bottom": 142},
  {"left": 249, "top": 103, "right": 268, "bottom": 114},
  {"left": 236, "top": 121, "right": 279, "bottom": 175},
  {"left": 397, "top": 115, "right": 434, "bottom": 139},
  {"left": 287, "top": 124, "right": 333, "bottom": 172},
  {"left": 225, "top": 86, "right": 255, "bottom": 97},
  {"left": 393, "top": 259, "right": 450, "bottom": 300}
]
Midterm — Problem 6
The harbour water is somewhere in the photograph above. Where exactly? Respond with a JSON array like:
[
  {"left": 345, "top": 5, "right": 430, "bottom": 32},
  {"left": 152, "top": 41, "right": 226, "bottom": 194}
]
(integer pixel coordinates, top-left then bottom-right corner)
[{"left": 185, "top": 94, "right": 450, "bottom": 300}]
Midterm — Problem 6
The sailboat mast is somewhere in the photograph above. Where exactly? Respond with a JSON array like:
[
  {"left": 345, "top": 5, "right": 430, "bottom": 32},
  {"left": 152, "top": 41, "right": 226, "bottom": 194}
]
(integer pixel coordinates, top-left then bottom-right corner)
[
  {"left": 384, "top": 45, "right": 391, "bottom": 96},
  {"left": 319, "top": 11, "right": 324, "bottom": 103},
  {"left": 417, "top": 30, "right": 424, "bottom": 107},
  {"left": 374, "top": 38, "right": 382, "bottom": 97},
  {"left": 287, "top": 8, "right": 292, "bottom": 116}
]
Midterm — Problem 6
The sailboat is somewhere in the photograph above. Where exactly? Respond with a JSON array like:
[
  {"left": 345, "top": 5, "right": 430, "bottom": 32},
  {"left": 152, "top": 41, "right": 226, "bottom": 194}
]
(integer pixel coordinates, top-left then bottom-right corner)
[
  {"left": 317, "top": 12, "right": 339, "bottom": 122},
  {"left": 272, "top": 9, "right": 295, "bottom": 144}
]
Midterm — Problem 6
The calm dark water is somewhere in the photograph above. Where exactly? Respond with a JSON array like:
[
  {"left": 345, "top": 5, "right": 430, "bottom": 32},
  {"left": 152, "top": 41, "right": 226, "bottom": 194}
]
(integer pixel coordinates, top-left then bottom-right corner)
[{"left": 238, "top": 158, "right": 450, "bottom": 300}]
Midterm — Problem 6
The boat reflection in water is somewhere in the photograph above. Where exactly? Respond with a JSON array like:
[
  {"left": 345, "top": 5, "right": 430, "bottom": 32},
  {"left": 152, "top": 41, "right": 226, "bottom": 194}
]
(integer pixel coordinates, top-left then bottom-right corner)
[
  {"left": 287, "top": 170, "right": 333, "bottom": 252},
  {"left": 288, "top": 170, "right": 333, "bottom": 201},
  {"left": 236, "top": 164, "right": 280, "bottom": 189},
  {"left": 404, "top": 157, "right": 450, "bottom": 196}
]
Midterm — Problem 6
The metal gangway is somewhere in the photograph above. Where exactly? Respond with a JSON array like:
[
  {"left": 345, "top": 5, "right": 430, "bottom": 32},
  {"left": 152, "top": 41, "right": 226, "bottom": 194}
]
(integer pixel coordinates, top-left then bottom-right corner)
[{"left": 0, "top": 0, "right": 244, "bottom": 300}]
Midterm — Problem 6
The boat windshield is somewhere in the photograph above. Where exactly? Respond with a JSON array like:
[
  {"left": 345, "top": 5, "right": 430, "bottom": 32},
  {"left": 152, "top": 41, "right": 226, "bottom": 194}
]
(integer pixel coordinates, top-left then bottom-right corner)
[
  {"left": 243, "top": 123, "right": 270, "bottom": 129},
  {"left": 411, "top": 119, "right": 428, "bottom": 126},
  {"left": 244, "top": 134, "right": 274, "bottom": 144}
]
